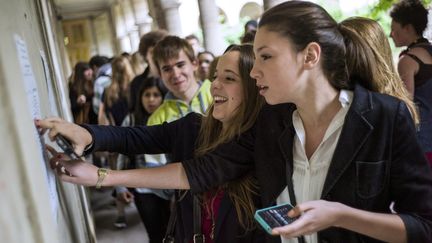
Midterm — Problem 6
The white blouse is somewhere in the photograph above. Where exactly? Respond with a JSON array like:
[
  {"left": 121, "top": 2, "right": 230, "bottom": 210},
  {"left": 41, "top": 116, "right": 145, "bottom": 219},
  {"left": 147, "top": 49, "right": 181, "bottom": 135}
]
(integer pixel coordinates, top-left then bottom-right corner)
[{"left": 277, "top": 90, "right": 353, "bottom": 243}]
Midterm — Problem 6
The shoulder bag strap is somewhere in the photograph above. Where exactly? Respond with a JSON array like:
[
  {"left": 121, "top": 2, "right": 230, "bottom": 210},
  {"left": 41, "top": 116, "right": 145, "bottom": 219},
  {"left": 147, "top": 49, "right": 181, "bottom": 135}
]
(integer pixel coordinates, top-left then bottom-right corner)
[
  {"left": 193, "top": 195, "right": 205, "bottom": 243},
  {"left": 163, "top": 196, "right": 177, "bottom": 243},
  {"left": 286, "top": 161, "right": 306, "bottom": 243}
]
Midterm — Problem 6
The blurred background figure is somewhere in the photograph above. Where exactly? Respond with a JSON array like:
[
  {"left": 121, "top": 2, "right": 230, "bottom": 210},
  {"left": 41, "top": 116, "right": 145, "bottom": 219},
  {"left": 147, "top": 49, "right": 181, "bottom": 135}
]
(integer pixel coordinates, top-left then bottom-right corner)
[
  {"left": 240, "top": 20, "right": 258, "bottom": 44},
  {"left": 185, "top": 34, "right": 204, "bottom": 56},
  {"left": 130, "top": 51, "right": 146, "bottom": 76},
  {"left": 121, "top": 52, "right": 131, "bottom": 60},
  {"left": 240, "top": 30, "right": 256, "bottom": 44},
  {"left": 98, "top": 55, "right": 134, "bottom": 126},
  {"left": 197, "top": 51, "right": 215, "bottom": 81},
  {"left": 243, "top": 19, "right": 257, "bottom": 34},
  {"left": 68, "top": 62, "right": 97, "bottom": 124},
  {"left": 89, "top": 55, "right": 112, "bottom": 116},
  {"left": 208, "top": 56, "right": 219, "bottom": 82}
]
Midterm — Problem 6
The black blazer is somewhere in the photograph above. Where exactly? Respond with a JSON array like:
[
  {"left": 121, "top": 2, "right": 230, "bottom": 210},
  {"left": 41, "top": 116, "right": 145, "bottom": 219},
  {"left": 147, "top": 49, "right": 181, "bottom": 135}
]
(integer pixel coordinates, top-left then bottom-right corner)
[
  {"left": 84, "top": 113, "right": 265, "bottom": 243},
  {"left": 183, "top": 85, "right": 432, "bottom": 243}
]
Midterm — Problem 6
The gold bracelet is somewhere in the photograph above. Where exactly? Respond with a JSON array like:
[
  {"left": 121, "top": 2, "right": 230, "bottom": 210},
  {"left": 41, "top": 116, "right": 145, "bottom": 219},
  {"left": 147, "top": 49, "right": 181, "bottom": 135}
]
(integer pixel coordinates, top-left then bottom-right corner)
[{"left": 96, "top": 168, "right": 109, "bottom": 189}]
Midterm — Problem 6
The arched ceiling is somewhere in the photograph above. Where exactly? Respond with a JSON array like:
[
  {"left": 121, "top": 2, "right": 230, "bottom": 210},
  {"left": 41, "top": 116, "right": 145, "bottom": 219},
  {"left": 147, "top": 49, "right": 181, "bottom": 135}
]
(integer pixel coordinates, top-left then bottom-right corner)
[{"left": 53, "top": 0, "right": 116, "bottom": 20}]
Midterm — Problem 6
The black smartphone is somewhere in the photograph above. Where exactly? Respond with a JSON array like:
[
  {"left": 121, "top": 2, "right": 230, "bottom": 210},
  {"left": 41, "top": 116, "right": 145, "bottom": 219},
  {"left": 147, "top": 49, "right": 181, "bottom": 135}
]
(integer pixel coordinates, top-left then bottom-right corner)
[
  {"left": 55, "top": 135, "right": 80, "bottom": 160},
  {"left": 254, "top": 203, "right": 298, "bottom": 234}
]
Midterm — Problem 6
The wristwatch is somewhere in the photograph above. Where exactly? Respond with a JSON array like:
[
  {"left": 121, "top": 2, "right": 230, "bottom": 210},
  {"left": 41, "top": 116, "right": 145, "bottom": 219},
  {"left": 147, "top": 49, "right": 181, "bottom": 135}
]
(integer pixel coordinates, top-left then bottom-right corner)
[{"left": 96, "top": 168, "right": 109, "bottom": 189}]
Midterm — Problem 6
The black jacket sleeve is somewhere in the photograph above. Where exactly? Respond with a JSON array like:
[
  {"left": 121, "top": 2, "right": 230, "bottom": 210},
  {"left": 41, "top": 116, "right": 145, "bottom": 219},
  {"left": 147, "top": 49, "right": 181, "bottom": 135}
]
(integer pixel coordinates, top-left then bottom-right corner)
[
  {"left": 390, "top": 102, "right": 432, "bottom": 242},
  {"left": 182, "top": 125, "right": 256, "bottom": 194},
  {"left": 82, "top": 113, "right": 200, "bottom": 155}
]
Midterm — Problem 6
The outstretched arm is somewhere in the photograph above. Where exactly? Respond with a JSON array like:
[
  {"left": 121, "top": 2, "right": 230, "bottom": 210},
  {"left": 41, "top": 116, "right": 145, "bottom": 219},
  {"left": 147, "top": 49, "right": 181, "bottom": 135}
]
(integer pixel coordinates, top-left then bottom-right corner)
[
  {"left": 37, "top": 115, "right": 189, "bottom": 156},
  {"left": 105, "top": 163, "right": 190, "bottom": 189},
  {"left": 48, "top": 147, "right": 190, "bottom": 189}
]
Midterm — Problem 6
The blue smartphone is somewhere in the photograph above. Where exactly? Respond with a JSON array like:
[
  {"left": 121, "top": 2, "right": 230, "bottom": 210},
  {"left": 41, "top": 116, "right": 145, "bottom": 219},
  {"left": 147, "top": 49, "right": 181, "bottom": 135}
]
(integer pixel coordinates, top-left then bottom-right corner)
[
  {"left": 254, "top": 203, "right": 298, "bottom": 234},
  {"left": 55, "top": 135, "right": 80, "bottom": 160}
]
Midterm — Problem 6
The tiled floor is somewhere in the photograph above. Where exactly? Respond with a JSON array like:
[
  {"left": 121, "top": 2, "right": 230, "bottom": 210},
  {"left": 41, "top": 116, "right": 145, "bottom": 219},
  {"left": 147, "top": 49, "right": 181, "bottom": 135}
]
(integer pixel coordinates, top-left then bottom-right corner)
[{"left": 90, "top": 187, "right": 149, "bottom": 243}]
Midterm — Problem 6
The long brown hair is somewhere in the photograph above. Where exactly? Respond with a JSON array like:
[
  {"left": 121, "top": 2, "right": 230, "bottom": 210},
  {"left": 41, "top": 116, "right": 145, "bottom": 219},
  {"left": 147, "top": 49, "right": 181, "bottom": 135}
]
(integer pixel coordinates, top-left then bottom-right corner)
[
  {"left": 70, "top": 62, "right": 93, "bottom": 97},
  {"left": 104, "top": 56, "right": 134, "bottom": 107},
  {"left": 339, "top": 17, "right": 419, "bottom": 124},
  {"left": 195, "top": 44, "right": 264, "bottom": 230}
]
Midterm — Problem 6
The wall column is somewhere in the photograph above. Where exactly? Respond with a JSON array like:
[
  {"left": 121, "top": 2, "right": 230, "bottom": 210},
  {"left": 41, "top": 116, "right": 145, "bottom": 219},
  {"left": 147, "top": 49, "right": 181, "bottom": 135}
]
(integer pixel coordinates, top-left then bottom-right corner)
[
  {"left": 198, "top": 0, "right": 225, "bottom": 55},
  {"left": 130, "top": 0, "right": 153, "bottom": 36},
  {"left": 160, "top": 0, "right": 182, "bottom": 36}
]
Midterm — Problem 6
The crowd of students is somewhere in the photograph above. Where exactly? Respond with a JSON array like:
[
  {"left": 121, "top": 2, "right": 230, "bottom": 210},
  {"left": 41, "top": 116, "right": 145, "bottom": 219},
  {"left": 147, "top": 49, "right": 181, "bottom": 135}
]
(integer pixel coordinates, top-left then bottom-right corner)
[{"left": 37, "top": 1, "right": 432, "bottom": 242}]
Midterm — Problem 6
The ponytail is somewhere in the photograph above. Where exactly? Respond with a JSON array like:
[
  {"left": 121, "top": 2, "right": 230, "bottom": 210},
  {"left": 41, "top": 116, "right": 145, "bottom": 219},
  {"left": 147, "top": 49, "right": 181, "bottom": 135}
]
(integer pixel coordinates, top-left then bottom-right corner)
[{"left": 339, "top": 17, "right": 419, "bottom": 125}]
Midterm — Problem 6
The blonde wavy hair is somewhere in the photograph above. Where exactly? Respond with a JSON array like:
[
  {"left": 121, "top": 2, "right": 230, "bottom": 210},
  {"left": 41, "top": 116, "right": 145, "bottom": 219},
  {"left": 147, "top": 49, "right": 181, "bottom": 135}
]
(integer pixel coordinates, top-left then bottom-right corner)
[
  {"left": 104, "top": 56, "right": 134, "bottom": 107},
  {"left": 339, "top": 17, "right": 419, "bottom": 124}
]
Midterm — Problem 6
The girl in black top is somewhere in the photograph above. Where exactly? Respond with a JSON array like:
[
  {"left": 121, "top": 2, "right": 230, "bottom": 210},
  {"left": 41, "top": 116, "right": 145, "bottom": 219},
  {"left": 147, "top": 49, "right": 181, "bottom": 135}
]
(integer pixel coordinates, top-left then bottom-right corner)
[
  {"left": 42, "top": 44, "right": 266, "bottom": 243},
  {"left": 69, "top": 62, "right": 97, "bottom": 124},
  {"left": 390, "top": 0, "right": 432, "bottom": 162}
]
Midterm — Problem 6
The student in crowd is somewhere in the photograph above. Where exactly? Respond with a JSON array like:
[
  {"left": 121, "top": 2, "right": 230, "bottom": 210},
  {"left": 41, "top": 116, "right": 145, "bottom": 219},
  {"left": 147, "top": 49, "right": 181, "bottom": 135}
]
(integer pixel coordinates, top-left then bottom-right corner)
[
  {"left": 68, "top": 62, "right": 97, "bottom": 124},
  {"left": 185, "top": 34, "right": 204, "bottom": 57},
  {"left": 241, "top": 30, "right": 256, "bottom": 44},
  {"left": 129, "top": 51, "right": 146, "bottom": 77},
  {"left": 197, "top": 51, "right": 215, "bottom": 82},
  {"left": 390, "top": 0, "right": 432, "bottom": 164},
  {"left": 37, "top": 1, "right": 432, "bottom": 242},
  {"left": 241, "top": 20, "right": 258, "bottom": 44},
  {"left": 244, "top": 20, "right": 258, "bottom": 34},
  {"left": 147, "top": 35, "right": 212, "bottom": 125},
  {"left": 113, "top": 77, "right": 168, "bottom": 236},
  {"left": 89, "top": 55, "right": 111, "bottom": 115},
  {"left": 129, "top": 30, "right": 168, "bottom": 113},
  {"left": 98, "top": 55, "right": 133, "bottom": 126},
  {"left": 208, "top": 56, "right": 220, "bottom": 82},
  {"left": 88, "top": 55, "right": 112, "bottom": 167},
  {"left": 43, "top": 44, "right": 265, "bottom": 243},
  {"left": 338, "top": 16, "right": 419, "bottom": 124}
]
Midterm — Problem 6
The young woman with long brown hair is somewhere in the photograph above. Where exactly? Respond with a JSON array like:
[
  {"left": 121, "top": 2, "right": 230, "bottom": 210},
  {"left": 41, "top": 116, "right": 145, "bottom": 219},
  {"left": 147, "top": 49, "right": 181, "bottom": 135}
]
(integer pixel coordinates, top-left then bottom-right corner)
[{"left": 42, "top": 44, "right": 265, "bottom": 243}]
